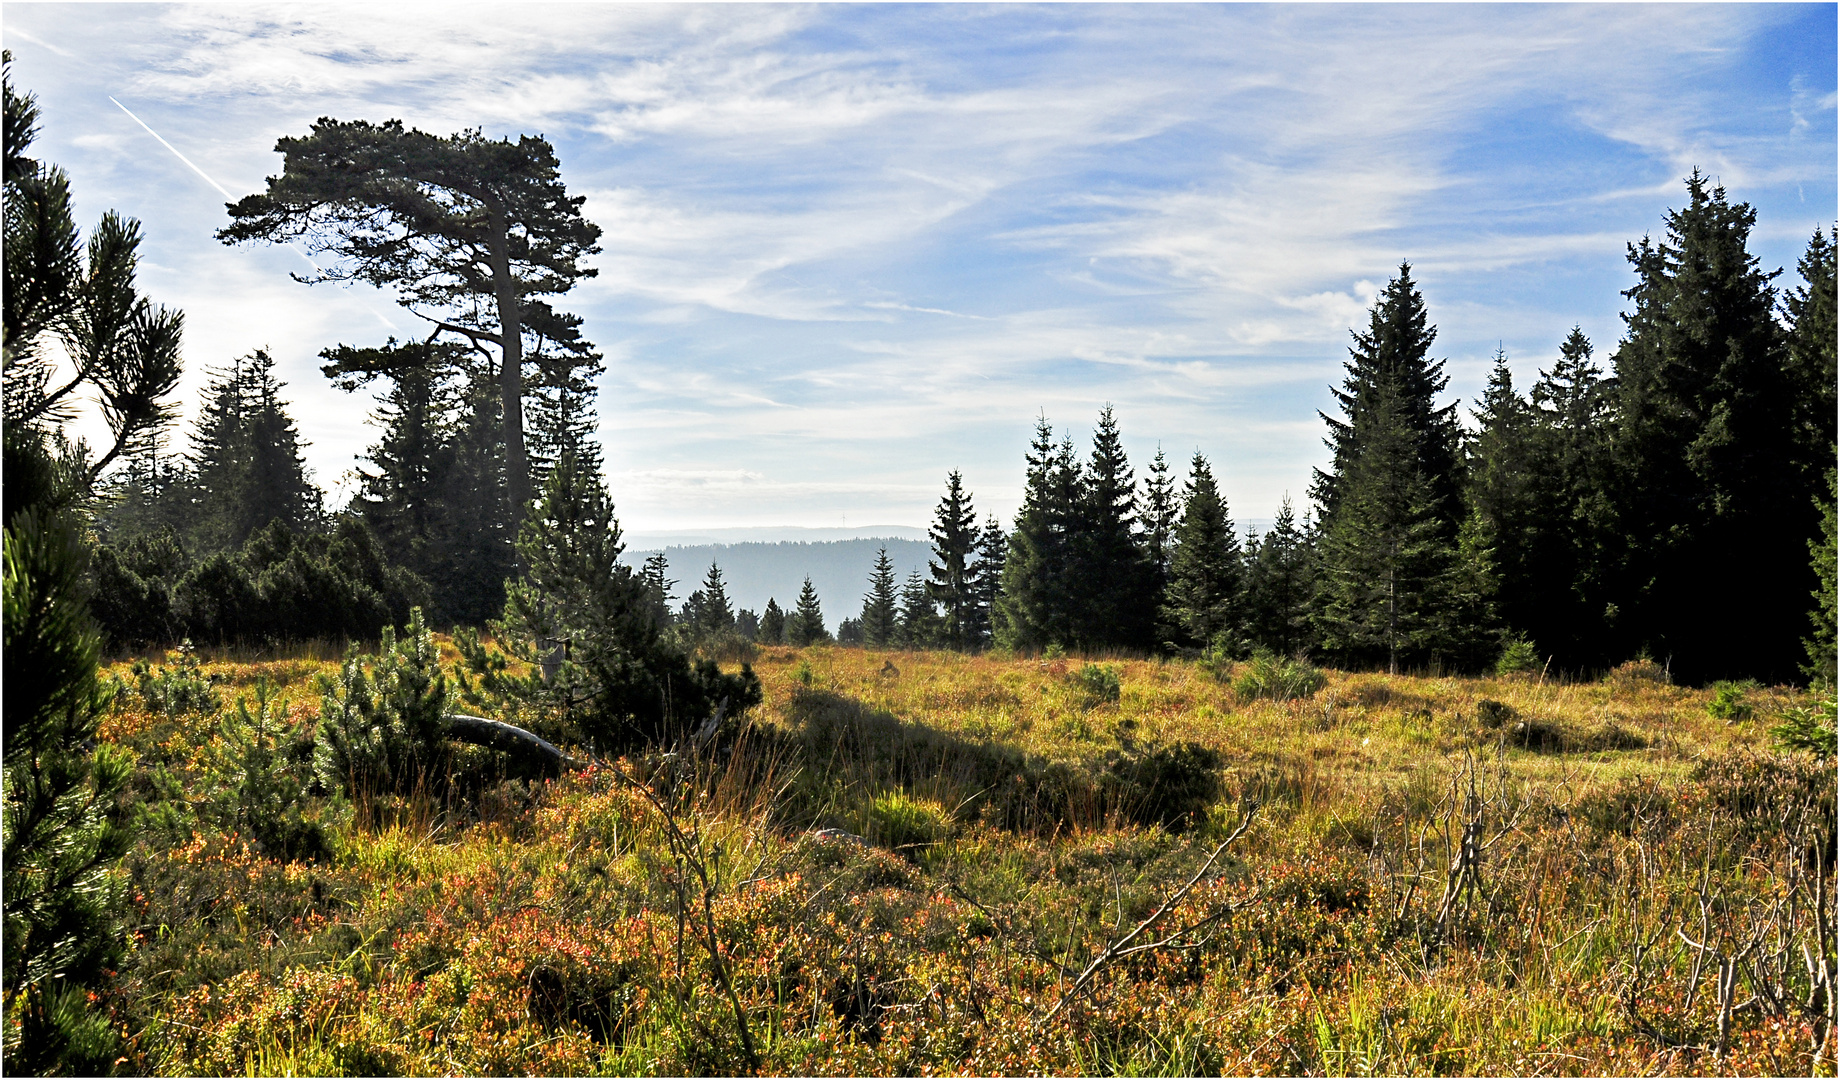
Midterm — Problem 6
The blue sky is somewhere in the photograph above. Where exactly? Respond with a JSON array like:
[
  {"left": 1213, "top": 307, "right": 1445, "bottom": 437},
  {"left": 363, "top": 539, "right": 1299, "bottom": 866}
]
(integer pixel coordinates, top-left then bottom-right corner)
[{"left": 7, "top": 3, "right": 1835, "bottom": 533}]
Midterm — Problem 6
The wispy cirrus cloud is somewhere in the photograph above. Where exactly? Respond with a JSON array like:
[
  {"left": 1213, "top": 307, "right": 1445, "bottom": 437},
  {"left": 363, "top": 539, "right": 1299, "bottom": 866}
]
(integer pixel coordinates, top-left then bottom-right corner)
[{"left": 6, "top": 3, "right": 1831, "bottom": 530}]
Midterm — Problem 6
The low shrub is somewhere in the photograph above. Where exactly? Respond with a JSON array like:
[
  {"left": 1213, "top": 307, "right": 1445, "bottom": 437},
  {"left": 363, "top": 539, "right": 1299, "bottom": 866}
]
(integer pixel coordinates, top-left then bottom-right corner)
[
  {"left": 1232, "top": 651, "right": 1326, "bottom": 702},
  {"left": 1475, "top": 699, "right": 1516, "bottom": 728},
  {"left": 1706, "top": 679, "right": 1757, "bottom": 721},
  {"left": 1495, "top": 635, "right": 1541, "bottom": 676},
  {"left": 133, "top": 643, "right": 223, "bottom": 719},
  {"left": 866, "top": 792, "right": 950, "bottom": 852},
  {"left": 1770, "top": 695, "right": 1837, "bottom": 758},
  {"left": 1101, "top": 741, "right": 1223, "bottom": 830},
  {"left": 1069, "top": 663, "right": 1122, "bottom": 706},
  {"left": 1608, "top": 656, "right": 1669, "bottom": 686}
]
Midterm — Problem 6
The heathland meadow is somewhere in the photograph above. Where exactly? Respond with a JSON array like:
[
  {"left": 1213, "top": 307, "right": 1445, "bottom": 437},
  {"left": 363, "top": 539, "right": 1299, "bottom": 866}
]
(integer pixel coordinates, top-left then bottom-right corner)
[{"left": 96, "top": 638, "right": 1833, "bottom": 1076}]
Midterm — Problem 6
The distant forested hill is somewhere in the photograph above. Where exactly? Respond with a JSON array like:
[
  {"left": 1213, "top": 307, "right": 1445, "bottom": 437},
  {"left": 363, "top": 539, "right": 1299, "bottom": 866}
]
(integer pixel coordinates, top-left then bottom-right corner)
[{"left": 621, "top": 538, "right": 934, "bottom": 633}]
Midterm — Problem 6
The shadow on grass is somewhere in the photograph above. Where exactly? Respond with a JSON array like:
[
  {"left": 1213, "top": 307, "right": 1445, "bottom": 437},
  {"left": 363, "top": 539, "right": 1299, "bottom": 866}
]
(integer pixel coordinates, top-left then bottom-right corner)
[{"left": 763, "top": 687, "right": 1221, "bottom": 836}]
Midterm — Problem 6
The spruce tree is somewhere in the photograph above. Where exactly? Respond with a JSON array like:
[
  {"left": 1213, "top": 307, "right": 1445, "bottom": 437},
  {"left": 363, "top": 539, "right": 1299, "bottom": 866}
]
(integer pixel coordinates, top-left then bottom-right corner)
[
  {"left": 640, "top": 553, "right": 675, "bottom": 631},
  {"left": 440, "top": 360, "right": 513, "bottom": 625},
  {"left": 323, "top": 338, "right": 460, "bottom": 610},
  {"left": 1140, "top": 446, "right": 1179, "bottom": 588},
  {"left": 188, "top": 350, "right": 322, "bottom": 552},
  {"left": 861, "top": 546, "right": 899, "bottom": 647},
  {"left": 898, "top": 569, "right": 938, "bottom": 648},
  {"left": 1465, "top": 350, "right": 1538, "bottom": 650},
  {"left": 1315, "top": 385, "right": 1459, "bottom": 673},
  {"left": 1244, "top": 495, "right": 1313, "bottom": 656},
  {"left": 789, "top": 577, "right": 831, "bottom": 646},
  {"left": 1311, "top": 264, "right": 1472, "bottom": 671},
  {"left": 928, "top": 471, "right": 980, "bottom": 651},
  {"left": 1073, "top": 405, "right": 1154, "bottom": 651},
  {"left": 1610, "top": 172, "right": 1808, "bottom": 681},
  {"left": 1525, "top": 327, "right": 1619, "bottom": 669},
  {"left": 1785, "top": 228, "right": 1838, "bottom": 493},
  {"left": 684, "top": 562, "right": 735, "bottom": 642},
  {"left": 969, "top": 516, "right": 1006, "bottom": 651},
  {"left": 1312, "top": 262, "right": 1461, "bottom": 533},
  {"left": 1807, "top": 465, "right": 1837, "bottom": 686},
  {"left": 994, "top": 417, "right": 1080, "bottom": 652},
  {"left": 759, "top": 598, "right": 786, "bottom": 645},
  {"left": 1161, "top": 453, "right": 1243, "bottom": 650}
]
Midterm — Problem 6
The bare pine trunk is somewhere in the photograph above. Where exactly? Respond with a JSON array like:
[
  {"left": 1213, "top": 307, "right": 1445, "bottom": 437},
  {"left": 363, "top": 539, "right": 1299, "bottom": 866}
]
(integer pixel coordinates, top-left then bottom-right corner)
[{"left": 489, "top": 211, "right": 529, "bottom": 526}]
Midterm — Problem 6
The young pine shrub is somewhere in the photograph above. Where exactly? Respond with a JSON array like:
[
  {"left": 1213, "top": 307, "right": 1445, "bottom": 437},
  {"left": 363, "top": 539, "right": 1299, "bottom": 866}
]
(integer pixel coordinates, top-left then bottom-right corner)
[
  {"left": 1494, "top": 634, "right": 1541, "bottom": 676},
  {"left": 133, "top": 642, "right": 223, "bottom": 719},
  {"left": 315, "top": 608, "right": 451, "bottom": 799},
  {"left": 204, "top": 679, "right": 340, "bottom": 861},
  {"left": 1706, "top": 680, "right": 1757, "bottom": 721},
  {"left": 1232, "top": 650, "right": 1327, "bottom": 702},
  {"left": 1770, "top": 695, "right": 1837, "bottom": 759}
]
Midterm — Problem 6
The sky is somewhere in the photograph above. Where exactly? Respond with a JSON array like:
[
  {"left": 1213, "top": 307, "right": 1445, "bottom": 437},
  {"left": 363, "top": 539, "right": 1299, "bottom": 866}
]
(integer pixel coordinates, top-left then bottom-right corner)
[{"left": 6, "top": 3, "right": 1835, "bottom": 534}]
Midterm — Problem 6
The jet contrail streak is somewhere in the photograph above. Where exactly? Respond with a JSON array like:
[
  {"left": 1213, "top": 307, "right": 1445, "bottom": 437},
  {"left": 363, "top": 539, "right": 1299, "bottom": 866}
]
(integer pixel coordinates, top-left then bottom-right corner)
[
  {"left": 110, "top": 96, "right": 234, "bottom": 199},
  {"left": 109, "top": 96, "right": 397, "bottom": 332}
]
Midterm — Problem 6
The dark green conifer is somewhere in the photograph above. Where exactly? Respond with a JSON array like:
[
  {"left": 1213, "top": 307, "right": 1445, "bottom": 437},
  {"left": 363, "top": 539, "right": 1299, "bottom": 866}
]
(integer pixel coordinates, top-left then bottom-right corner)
[
  {"left": 970, "top": 516, "right": 1006, "bottom": 650},
  {"left": 1315, "top": 386, "right": 1458, "bottom": 673},
  {"left": 1244, "top": 495, "right": 1313, "bottom": 656},
  {"left": 789, "top": 576, "right": 831, "bottom": 646},
  {"left": 1609, "top": 172, "right": 1809, "bottom": 681},
  {"left": 898, "top": 569, "right": 938, "bottom": 648},
  {"left": 1074, "top": 405, "right": 1153, "bottom": 651},
  {"left": 1161, "top": 453, "right": 1242, "bottom": 650},
  {"left": 1140, "top": 446, "right": 1178, "bottom": 587},
  {"left": 994, "top": 417, "right": 1080, "bottom": 652},
  {"left": 928, "top": 471, "right": 980, "bottom": 651},
  {"left": 861, "top": 547, "right": 899, "bottom": 647},
  {"left": 1465, "top": 349, "right": 1538, "bottom": 649},
  {"left": 759, "top": 598, "right": 786, "bottom": 645}
]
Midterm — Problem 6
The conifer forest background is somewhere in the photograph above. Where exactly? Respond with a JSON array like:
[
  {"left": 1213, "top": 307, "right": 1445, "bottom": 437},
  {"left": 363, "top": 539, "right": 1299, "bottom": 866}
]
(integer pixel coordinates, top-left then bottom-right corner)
[{"left": 3, "top": 25, "right": 1837, "bottom": 1078}]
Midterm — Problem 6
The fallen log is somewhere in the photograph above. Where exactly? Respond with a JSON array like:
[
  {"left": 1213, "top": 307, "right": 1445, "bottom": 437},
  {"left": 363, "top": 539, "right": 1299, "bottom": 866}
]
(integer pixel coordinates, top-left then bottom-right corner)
[{"left": 444, "top": 713, "right": 585, "bottom": 773}]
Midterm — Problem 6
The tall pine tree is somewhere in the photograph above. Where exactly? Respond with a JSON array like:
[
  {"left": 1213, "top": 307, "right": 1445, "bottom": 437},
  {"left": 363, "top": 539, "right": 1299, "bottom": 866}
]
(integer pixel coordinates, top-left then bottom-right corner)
[
  {"left": 789, "top": 577, "right": 831, "bottom": 646},
  {"left": 1072, "top": 405, "right": 1154, "bottom": 651},
  {"left": 1312, "top": 266, "right": 1471, "bottom": 672},
  {"left": 1609, "top": 173, "right": 1809, "bottom": 682},
  {"left": 927, "top": 471, "right": 980, "bottom": 651},
  {"left": 1244, "top": 495, "right": 1313, "bottom": 656},
  {"left": 1161, "top": 454, "right": 1242, "bottom": 650},
  {"left": 861, "top": 547, "right": 899, "bottom": 648},
  {"left": 994, "top": 417, "right": 1080, "bottom": 652}
]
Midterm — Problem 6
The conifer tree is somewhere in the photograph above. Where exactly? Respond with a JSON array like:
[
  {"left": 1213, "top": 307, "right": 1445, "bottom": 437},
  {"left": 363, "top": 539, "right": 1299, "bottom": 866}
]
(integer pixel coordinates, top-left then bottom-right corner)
[
  {"left": 1073, "top": 405, "right": 1154, "bottom": 651},
  {"left": 759, "top": 598, "right": 786, "bottom": 645},
  {"left": 1785, "top": 228, "right": 1838, "bottom": 493},
  {"left": 969, "top": 516, "right": 1006, "bottom": 651},
  {"left": 789, "top": 576, "right": 831, "bottom": 646},
  {"left": 1610, "top": 172, "right": 1809, "bottom": 681},
  {"left": 1525, "top": 327, "right": 1619, "bottom": 668},
  {"left": 440, "top": 361, "right": 514, "bottom": 625},
  {"left": 1312, "top": 262, "right": 1461, "bottom": 533},
  {"left": 861, "top": 546, "right": 899, "bottom": 647},
  {"left": 1315, "top": 386, "right": 1458, "bottom": 673},
  {"left": 1161, "top": 453, "right": 1243, "bottom": 650},
  {"left": 1140, "top": 446, "right": 1179, "bottom": 587},
  {"left": 1807, "top": 465, "right": 1837, "bottom": 686},
  {"left": 994, "top": 417, "right": 1080, "bottom": 652},
  {"left": 188, "top": 350, "right": 322, "bottom": 552},
  {"left": 1465, "top": 350, "right": 1538, "bottom": 647},
  {"left": 682, "top": 562, "right": 735, "bottom": 642},
  {"left": 928, "top": 471, "right": 980, "bottom": 651},
  {"left": 1244, "top": 495, "right": 1313, "bottom": 656},
  {"left": 898, "top": 569, "right": 938, "bottom": 648},
  {"left": 1312, "top": 264, "right": 1474, "bottom": 671}
]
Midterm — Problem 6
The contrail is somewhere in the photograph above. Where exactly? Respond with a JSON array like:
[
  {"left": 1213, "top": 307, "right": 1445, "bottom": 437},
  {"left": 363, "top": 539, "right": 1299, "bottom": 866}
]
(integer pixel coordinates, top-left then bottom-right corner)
[
  {"left": 110, "top": 96, "right": 234, "bottom": 200},
  {"left": 109, "top": 96, "right": 397, "bottom": 331}
]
